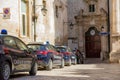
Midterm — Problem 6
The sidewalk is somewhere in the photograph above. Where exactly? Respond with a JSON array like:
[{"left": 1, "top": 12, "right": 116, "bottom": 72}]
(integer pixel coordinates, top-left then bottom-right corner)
[{"left": 84, "top": 58, "right": 110, "bottom": 64}]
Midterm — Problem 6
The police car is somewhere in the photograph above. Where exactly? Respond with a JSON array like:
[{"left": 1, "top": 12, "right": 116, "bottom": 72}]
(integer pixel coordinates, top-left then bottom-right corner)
[
  {"left": 27, "top": 42, "right": 64, "bottom": 70},
  {"left": 56, "top": 46, "right": 77, "bottom": 66},
  {"left": 0, "top": 33, "right": 37, "bottom": 80}
]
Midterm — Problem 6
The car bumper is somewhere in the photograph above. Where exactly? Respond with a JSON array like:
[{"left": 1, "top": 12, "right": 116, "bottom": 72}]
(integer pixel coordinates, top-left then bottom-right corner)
[
  {"left": 37, "top": 55, "right": 49, "bottom": 67},
  {"left": 64, "top": 56, "right": 71, "bottom": 64}
]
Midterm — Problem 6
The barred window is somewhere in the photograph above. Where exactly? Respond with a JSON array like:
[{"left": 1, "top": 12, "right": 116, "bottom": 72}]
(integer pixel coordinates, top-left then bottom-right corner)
[{"left": 89, "top": 4, "right": 95, "bottom": 12}]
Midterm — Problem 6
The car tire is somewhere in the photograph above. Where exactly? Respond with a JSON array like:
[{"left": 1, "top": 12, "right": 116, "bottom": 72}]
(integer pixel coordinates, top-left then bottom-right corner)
[
  {"left": 0, "top": 62, "right": 10, "bottom": 80},
  {"left": 60, "top": 59, "right": 64, "bottom": 68},
  {"left": 73, "top": 58, "right": 77, "bottom": 65},
  {"left": 68, "top": 59, "right": 71, "bottom": 66},
  {"left": 81, "top": 60, "right": 84, "bottom": 64},
  {"left": 46, "top": 59, "right": 52, "bottom": 70},
  {"left": 29, "top": 62, "right": 37, "bottom": 76}
]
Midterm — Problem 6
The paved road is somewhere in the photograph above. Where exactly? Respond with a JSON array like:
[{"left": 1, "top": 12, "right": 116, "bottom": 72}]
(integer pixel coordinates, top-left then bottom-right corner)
[{"left": 10, "top": 58, "right": 120, "bottom": 80}]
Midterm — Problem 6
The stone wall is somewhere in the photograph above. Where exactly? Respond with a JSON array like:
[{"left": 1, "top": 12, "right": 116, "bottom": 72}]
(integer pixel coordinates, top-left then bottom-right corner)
[
  {"left": 109, "top": 0, "right": 120, "bottom": 63},
  {"left": 0, "top": 0, "right": 19, "bottom": 36},
  {"left": 0, "top": 0, "right": 34, "bottom": 43}
]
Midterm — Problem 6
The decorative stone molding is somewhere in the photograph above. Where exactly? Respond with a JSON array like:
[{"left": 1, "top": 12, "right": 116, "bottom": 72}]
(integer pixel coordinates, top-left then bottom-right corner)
[
  {"left": 100, "top": 8, "right": 108, "bottom": 16},
  {"left": 84, "top": 0, "right": 98, "bottom": 3},
  {"left": 24, "top": 0, "right": 29, "bottom": 3}
]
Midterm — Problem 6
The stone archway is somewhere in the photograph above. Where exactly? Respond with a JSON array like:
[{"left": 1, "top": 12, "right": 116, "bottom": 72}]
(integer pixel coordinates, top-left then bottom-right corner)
[{"left": 85, "top": 27, "right": 101, "bottom": 58}]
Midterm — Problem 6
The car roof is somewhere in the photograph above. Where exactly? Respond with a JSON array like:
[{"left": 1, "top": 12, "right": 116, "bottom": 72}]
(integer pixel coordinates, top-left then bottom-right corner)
[
  {"left": 27, "top": 42, "right": 44, "bottom": 45},
  {"left": 0, "top": 34, "right": 18, "bottom": 38},
  {"left": 56, "top": 46, "right": 67, "bottom": 48}
]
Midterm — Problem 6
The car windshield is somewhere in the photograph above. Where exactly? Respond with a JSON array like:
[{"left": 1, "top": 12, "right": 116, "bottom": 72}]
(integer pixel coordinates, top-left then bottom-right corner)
[{"left": 28, "top": 44, "right": 46, "bottom": 51}]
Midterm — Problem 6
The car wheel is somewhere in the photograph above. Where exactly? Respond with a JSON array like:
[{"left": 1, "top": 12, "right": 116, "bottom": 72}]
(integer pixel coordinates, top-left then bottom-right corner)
[
  {"left": 46, "top": 59, "right": 52, "bottom": 70},
  {"left": 81, "top": 60, "right": 84, "bottom": 64},
  {"left": 29, "top": 62, "right": 37, "bottom": 76},
  {"left": 68, "top": 59, "right": 71, "bottom": 66},
  {"left": 60, "top": 59, "right": 64, "bottom": 68},
  {"left": 73, "top": 58, "right": 77, "bottom": 65},
  {"left": 0, "top": 62, "right": 10, "bottom": 80}
]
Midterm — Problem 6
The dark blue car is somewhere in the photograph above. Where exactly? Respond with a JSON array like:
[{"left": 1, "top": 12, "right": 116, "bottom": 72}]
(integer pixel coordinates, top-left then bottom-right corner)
[
  {"left": 27, "top": 42, "right": 64, "bottom": 70},
  {"left": 56, "top": 46, "right": 77, "bottom": 66}
]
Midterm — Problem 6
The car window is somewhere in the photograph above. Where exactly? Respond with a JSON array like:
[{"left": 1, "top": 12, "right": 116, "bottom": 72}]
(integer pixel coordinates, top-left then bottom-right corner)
[
  {"left": 67, "top": 47, "right": 72, "bottom": 52},
  {"left": 3, "top": 36, "right": 18, "bottom": 49},
  {"left": 57, "top": 47, "right": 66, "bottom": 52},
  {"left": 46, "top": 45, "right": 51, "bottom": 50},
  {"left": 28, "top": 44, "right": 40, "bottom": 51},
  {"left": 51, "top": 45, "right": 57, "bottom": 51},
  {"left": 28, "top": 45, "right": 38, "bottom": 50},
  {"left": 40, "top": 45, "right": 46, "bottom": 50},
  {"left": 15, "top": 38, "right": 28, "bottom": 51}
]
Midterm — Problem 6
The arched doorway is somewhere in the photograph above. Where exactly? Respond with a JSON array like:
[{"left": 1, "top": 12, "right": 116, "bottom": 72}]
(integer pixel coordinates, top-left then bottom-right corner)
[{"left": 85, "top": 27, "right": 101, "bottom": 58}]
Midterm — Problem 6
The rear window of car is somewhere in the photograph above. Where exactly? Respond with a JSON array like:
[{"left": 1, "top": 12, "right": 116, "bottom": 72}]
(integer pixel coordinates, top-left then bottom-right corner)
[
  {"left": 56, "top": 47, "right": 67, "bottom": 52},
  {"left": 3, "top": 36, "right": 18, "bottom": 49},
  {"left": 28, "top": 44, "right": 46, "bottom": 51},
  {"left": 39, "top": 45, "right": 46, "bottom": 51}
]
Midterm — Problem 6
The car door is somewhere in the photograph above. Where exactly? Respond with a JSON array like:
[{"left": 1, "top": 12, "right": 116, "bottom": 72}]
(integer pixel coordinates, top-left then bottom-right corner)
[
  {"left": 3, "top": 36, "right": 25, "bottom": 71},
  {"left": 50, "top": 45, "right": 62, "bottom": 65},
  {"left": 14, "top": 37, "right": 33, "bottom": 71}
]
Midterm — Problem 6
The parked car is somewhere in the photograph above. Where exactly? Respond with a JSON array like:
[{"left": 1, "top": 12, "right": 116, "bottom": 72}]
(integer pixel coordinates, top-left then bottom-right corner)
[
  {"left": 27, "top": 42, "right": 64, "bottom": 70},
  {"left": 73, "top": 49, "right": 84, "bottom": 64},
  {"left": 0, "top": 34, "right": 37, "bottom": 80},
  {"left": 56, "top": 46, "right": 77, "bottom": 66}
]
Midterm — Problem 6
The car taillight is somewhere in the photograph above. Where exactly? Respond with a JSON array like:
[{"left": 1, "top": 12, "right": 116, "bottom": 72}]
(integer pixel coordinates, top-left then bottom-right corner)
[
  {"left": 3, "top": 48, "right": 9, "bottom": 54},
  {"left": 64, "top": 52, "right": 70, "bottom": 55},
  {"left": 38, "top": 51, "right": 47, "bottom": 55}
]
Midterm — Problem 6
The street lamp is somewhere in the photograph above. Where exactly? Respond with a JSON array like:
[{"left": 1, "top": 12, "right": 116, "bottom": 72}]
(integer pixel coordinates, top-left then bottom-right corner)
[
  {"left": 101, "top": 26, "right": 105, "bottom": 32},
  {"left": 41, "top": 6, "right": 47, "bottom": 16},
  {"left": 35, "top": 5, "right": 47, "bottom": 16}
]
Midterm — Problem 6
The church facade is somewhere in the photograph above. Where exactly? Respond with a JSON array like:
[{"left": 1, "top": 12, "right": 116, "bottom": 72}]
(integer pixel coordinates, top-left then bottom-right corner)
[{"left": 67, "top": 0, "right": 109, "bottom": 60}]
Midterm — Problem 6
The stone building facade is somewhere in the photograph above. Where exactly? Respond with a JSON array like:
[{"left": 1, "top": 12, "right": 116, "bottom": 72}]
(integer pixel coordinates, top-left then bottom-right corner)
[
  {"left": 67, "top": 0, "right": 109, "bottom": 59},
  {"left": 0, "top": 0, "right": 34, "bottom": 43},
  {"left": 1, "top": 0, "right": 120, "bottom": 61},
  {"left": 109, "top": 0, "right": 120, "bottom": 63},
  {"left": 54, "top": 0, "right": 68, "bottom": 45},
  {"left": 34, "top": 0, "right": 68, "bottom": 45}
]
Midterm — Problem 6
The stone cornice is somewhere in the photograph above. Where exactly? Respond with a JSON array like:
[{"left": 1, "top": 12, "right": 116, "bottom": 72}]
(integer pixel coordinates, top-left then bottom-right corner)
[{"left": 84, "top": 0, "right": 98, "bottom": 3}]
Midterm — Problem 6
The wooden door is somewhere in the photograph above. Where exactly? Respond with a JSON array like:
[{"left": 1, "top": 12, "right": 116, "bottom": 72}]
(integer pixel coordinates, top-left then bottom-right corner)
[{"left": 85, "top": 27, "right": 101, "bottom": 58}]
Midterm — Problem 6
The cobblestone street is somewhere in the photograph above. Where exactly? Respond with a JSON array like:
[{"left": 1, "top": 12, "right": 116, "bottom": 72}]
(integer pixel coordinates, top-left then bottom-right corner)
[{"left": 10, "top": 58, "right": 120, "bottom": 80}]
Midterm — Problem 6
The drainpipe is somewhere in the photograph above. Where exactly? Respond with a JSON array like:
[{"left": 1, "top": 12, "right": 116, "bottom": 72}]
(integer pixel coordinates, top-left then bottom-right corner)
[
  {"left": 107, "top": 0, "right": 110, "bottom": 54},
  {"left": 33, "top": 0, "right": 36, "bottom": 41}
]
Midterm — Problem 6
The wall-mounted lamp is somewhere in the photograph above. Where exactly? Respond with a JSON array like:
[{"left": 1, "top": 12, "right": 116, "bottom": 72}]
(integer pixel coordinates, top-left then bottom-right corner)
[
  {"left": 101, "top": 26, "right": 105, "bottom": 32},
  {"left": 35, "top": 5, "right": 47, "bottom": 16},
  {"left": 41, "top": 6, "right": 47, "bottom": 16},
  {"left": 33, "top": 0, "right": 48, "bottom": 41}
]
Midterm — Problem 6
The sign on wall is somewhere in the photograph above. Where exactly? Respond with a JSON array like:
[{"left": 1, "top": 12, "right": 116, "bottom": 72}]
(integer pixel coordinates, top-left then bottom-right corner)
[{"left": 3, "top": 8, "right": 10, "bottom": 19}]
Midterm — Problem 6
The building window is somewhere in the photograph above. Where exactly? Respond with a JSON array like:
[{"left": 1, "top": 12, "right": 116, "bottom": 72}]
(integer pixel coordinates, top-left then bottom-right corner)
[
  {"left": 55, "top": 6, "right": 58, "bottom": 18},
  {"left": 22, "top": 14, "right": 26, "bottom": 35},
  {"left": 21, "top": 0, "right": 27, "bottom": 36},
  {"left": 43, "top": 0, "right": 46, "bottom": 7},
  {"left": 89, "top": 4, "right": 95, "bottom": 12}
]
